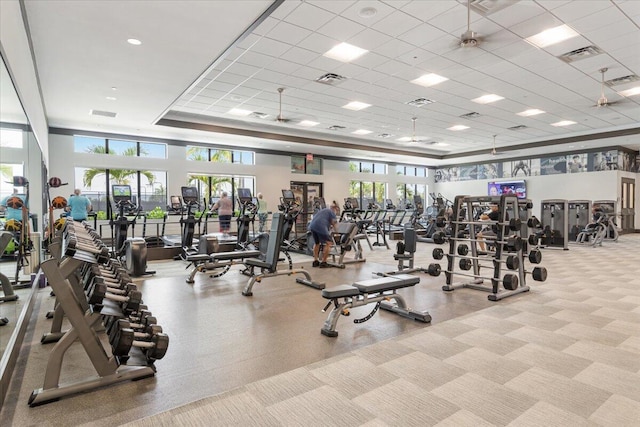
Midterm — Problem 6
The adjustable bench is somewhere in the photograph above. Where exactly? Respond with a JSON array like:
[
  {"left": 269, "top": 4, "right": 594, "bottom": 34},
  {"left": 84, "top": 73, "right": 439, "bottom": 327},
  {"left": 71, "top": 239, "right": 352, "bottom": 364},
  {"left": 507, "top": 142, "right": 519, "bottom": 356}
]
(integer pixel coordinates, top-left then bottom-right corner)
[
  {"left": 185, "top": 249, "right": 262, "bottom": 283},
  {"left": 320, "top": 274, "right": 431, "bottom": 337}
]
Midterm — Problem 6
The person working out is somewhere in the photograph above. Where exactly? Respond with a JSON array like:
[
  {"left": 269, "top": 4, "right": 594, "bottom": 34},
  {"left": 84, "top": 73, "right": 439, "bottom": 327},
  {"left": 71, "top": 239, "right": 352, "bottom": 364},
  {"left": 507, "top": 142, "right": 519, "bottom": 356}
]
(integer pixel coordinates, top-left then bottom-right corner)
[
  {"left": 476, "top": 202, "right": 508, "bottom": 252},
  {"left": 330, "top": 200, "right": 340, "bottom": 217},
  {"left": 211, "top": 192, "right": 233, "bottom": 235},
  {"left": 66, "top": 189, "right": 92, "bottom": 221},
  {"left": 257, "top": 193, "right": 268, "bottom": 233},
  {"left": 309, "top": 207, "right": 337, "bottom": 268}
]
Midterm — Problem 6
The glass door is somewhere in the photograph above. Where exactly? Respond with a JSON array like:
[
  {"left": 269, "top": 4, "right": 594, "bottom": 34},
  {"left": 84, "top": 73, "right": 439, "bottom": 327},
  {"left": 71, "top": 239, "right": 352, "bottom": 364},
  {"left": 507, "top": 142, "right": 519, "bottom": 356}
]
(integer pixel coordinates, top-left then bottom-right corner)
[{"left": 290, "top": 181, "right": 323, "bottom": 233}]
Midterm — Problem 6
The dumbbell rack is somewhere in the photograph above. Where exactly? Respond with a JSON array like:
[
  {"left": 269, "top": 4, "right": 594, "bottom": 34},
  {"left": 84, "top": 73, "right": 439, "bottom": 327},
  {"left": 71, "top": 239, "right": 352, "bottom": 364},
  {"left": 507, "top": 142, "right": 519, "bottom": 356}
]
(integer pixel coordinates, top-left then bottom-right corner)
[
  {"left": 29, "top": 222, "right": 156, "bottom": 407},
  {"left": 442, "top": 195, "right": 530, "bottom": 301}
]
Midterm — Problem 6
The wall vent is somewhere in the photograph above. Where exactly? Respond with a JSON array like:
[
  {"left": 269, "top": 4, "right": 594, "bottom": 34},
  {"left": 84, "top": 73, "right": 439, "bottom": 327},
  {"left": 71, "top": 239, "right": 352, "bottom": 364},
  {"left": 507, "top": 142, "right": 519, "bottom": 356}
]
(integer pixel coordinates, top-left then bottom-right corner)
[
  {"left": 558, "top": 45, "right": 603, "bottom": 63},
  {"left": 405, "top": 98, "right": 436, "bottom": 107},
  {"left": 377, "top": 133, "right": 393, "bottom": 138},
  {"left": 468, "top": 0, "right": 518, "bottom": 16},
  {"left": 90, "top": 109, "right": 117, "bottom": 118},
  {"left": 315, "top": 73, "right": 347, "bottom": 85},
  {"left": 251, "top": 112, "right": 269, "bottom": 119},
  {"left": 605, "top": 74, "right": 639, "bottom": 87},
  {"left": 508, "top": 124, "right": 528, "bottom": 130},
  {"left": 328, "top": 125, "right": 346, "bottom": 130},
  {"left": 460, "top": 112, "right": 480, "bottom": 118}
]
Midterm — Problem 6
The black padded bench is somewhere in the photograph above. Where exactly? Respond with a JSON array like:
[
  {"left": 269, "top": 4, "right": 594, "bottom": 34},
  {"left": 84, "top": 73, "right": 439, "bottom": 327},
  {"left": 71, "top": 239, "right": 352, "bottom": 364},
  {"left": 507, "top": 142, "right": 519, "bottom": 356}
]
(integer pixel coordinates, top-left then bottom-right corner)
[
  {"left": 320, "top": 274, "right": 430, "bottom": 337},
  {"left": 185, "top": 250, "right": 262, "bottom": 283}
]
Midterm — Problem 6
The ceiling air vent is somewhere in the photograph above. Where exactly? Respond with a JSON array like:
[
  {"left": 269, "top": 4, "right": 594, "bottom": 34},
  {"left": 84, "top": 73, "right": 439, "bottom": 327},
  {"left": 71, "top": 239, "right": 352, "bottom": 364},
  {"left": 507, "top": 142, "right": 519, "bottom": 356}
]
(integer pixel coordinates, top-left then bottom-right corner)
[
  {"left": 468, "top": 0, "right": 518, "bottom": 16},
  {"left": 250, "top": 112, "right": 269, "bottom": 119},
  {"left": 377, "top": 133, "right": 393, "bottom": 138},
  {"left": 328, "top": 125, "right": 346, "bottom": 130},
  {"left": 558, "top": 45, "right": 603, "bottom": 63},
  {"left": 460, "top": 112, "right": 480, "bottom": 119},
  {"left": 90, "top": 109, "right": 117, "bottom": 118},
  {"left": 315, "top": 73, "right": 347, "bottom": 85},
  {"left": 605, "top": 74, "right": 639, "bottom": 87},
  {"left": 405, "top": 98, "right": 436, "bottom": 107},
  {"left": 508, "top": 125, "right": 528, "bottom": 131}
]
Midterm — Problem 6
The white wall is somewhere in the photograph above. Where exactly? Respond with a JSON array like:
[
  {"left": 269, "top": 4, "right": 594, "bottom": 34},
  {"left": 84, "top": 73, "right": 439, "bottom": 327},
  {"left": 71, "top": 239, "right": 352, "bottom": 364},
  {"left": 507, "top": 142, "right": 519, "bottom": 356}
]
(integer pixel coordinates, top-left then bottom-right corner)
[{"left": 0, "top": 0, "right": 48, "bottom": 164}]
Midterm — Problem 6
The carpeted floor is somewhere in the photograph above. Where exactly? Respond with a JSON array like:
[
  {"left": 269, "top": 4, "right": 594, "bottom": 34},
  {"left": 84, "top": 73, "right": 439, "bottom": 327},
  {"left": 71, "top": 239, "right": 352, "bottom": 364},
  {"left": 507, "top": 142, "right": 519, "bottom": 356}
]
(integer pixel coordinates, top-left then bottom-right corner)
[{"left": 2, "top": 234, "right": 639, "bottom": 426}]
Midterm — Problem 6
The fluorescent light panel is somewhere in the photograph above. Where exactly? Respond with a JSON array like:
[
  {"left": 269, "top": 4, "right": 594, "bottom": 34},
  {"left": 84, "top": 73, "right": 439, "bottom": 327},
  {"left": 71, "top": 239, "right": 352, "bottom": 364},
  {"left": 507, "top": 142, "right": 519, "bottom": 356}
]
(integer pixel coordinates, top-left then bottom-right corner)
[
  {"left": 352, "top": 129, "right": 372, "bottom": 135},
  {"left": 448, "top": 125, "right": 469, "bottom": 131},
  {"left": 551, "top": 120, "right": 576, "bottom": 127},
  {"left": 411, "top": 73, "right": 448, "bottom": 87},
  {"left": 619, "top": 86, "right": 640, "bottom": 97},
  {"left": 525, "top": 25, "right": 579, "bottom": 48},
  {"left": 517, "top": 109, "right": 545, "bottom": 117},
  {"left": 396, "top": 137, "right": 413, "bottom": 142},
  {"left": 299, "top": 120, "right": 319, "bottom": 127},
  {"left": 342, "top": 101, "right": 371, "bottom": 111},
  {"left": 324, "top": 42, "right": 368, "bottom": 62},
  {"left": 127, "top": 38, "right": 142, "bottom": 45},
  {"left": 472, "top": 94, "right": 504, "bottom": 104},
  {"left": 228, "top": 108, "right": 252, "bottom": 116}
]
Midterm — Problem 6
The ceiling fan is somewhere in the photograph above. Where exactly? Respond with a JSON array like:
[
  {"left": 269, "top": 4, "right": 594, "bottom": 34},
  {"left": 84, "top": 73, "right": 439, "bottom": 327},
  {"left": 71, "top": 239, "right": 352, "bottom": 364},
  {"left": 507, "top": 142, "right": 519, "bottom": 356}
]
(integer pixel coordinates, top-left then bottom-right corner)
[
  {"left": 408, "top": 117, "right": 430, "bottom": 143},
  {"left": 459, "top": 0, "right": 482, "bottom": 48},
  {"left": 275, "top": 87, "right": 290, "bottom": 123},
  {"left": 595, "top": 68, "right": 624, "bottom": 107},
  {"left": 490, "top": 134, "right": 508, "bottom": 156}
]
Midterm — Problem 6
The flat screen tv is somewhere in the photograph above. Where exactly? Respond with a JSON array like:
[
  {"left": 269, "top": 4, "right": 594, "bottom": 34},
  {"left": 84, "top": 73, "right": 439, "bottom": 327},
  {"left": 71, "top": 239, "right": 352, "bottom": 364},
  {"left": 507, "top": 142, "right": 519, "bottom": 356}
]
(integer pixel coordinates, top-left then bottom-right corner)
[
  {"left": 488, "top": 181, "right": 526, "bottom": 199},
  {"left": 237, "top": 188, "right": 252, "bottom": 203},
  {"left": 181, "top": 186, "right": 199, "bottom": 203},
  {"left": 281, "top": 189, "right": 295, "bottom": 202}
]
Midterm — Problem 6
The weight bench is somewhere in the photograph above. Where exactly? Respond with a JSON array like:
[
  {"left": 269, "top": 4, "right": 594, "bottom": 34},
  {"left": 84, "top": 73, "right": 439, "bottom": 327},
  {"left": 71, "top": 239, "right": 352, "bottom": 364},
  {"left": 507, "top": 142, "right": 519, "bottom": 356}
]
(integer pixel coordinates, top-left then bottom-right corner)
[
  {"left": 320, "top": 274, "right": 431, "bottom": 337},
  {"left": 242, "top": 213, "right": 324, "bottom": 296},
  {"left": 185, "top": 249, "right": 262, "bottom": 283}
]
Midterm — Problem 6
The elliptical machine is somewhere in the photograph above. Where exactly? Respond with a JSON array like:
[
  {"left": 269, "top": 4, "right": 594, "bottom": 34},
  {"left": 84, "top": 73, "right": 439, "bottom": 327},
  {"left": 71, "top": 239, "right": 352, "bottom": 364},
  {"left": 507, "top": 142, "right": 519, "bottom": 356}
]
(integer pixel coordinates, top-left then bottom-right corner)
[
  {"left": 236, "top": 188, "right": 258, "bottom": 249},
  {"left": 178, "top": 186, "right": 201, "bottom": 259},
  {"left": 279, "top": 189, "right": 307, "bottom": 254},
  {"left": 110, "top": 185, "right": 153, "bottom": 276}
]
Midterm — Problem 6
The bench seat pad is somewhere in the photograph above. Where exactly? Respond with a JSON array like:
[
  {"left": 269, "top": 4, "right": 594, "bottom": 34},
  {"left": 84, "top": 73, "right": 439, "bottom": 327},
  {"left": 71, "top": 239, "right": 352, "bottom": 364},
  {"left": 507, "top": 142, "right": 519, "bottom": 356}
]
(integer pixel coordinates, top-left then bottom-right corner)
[
  {"left": 322, "top": 284, "right": 360, "bottom": 299},
  {"left": 354, "top": 274, "right": 419, "bottom": 293}
]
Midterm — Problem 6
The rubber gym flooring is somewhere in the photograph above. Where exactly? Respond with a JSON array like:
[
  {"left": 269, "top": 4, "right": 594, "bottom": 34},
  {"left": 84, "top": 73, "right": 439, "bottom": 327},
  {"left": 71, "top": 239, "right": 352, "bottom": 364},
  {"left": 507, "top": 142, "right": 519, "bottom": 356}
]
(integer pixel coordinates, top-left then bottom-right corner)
[{"left": 2, "top": 234, "right": 639, "bottom": 426}]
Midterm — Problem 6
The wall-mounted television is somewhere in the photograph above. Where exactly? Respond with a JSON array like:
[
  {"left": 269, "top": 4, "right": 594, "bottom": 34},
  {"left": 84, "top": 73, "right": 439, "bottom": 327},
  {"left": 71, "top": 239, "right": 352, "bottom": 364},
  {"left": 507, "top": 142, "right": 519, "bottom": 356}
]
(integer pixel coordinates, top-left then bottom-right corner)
[{"left": 488, "top": 181, "right": 526, "bottom": 199}]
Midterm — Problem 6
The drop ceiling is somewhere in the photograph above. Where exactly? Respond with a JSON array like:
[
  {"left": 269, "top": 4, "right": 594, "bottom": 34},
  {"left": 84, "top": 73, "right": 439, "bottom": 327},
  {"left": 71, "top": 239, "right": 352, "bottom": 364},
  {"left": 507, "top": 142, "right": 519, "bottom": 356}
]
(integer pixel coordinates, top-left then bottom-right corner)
[{"left": 22, "top": 0, "right": 640, "bottom": 166}]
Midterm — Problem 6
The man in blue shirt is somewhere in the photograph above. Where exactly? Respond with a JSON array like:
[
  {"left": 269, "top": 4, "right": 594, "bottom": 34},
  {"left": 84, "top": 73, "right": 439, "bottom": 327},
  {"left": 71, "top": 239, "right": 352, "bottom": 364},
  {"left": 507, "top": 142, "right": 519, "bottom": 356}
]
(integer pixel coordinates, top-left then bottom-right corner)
[
  {"left": 67, "top": 189, "right": 92, "bottom": 221},
  {"left": 309, "top": 207, "right": 337, "bottom": 268}
]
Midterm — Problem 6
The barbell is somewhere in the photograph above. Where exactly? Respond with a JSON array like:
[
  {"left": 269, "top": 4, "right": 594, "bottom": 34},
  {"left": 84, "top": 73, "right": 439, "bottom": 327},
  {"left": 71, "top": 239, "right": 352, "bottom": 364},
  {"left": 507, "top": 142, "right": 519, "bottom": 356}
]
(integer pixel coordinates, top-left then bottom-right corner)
[
  {"left": 433, "top": 232, "right": 523, "bottom": 251},
  {"left": 432, "top": 247, "right": 520, "bottom": 270},
  {"left": 436, "top": 217, "right": 522, "bottom": 231}
]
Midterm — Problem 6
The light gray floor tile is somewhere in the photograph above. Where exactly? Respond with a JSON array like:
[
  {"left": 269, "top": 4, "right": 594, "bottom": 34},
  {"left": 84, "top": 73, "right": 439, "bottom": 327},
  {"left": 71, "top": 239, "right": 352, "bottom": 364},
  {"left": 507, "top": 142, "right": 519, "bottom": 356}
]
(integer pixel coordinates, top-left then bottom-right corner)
[
  {"left": 505, "top": 367, "right": 611, "bottom": 418},
  {"left": 426, "top": 319, "right": 478, "bottom": 338},
  {"left": 618, "top": 336, "right": 640, "bottom": 354},
  {"left": 458, "top": 314, "right": 524, "bottom": 334},
  {"left": 380, "top": 351, "right": 466, "bottom": 391},
  {"left": 244, "top": 367, "right": 325, "bottom": 406},
  {"left": 574, "top": 362, "right": 640, "bottom": 402},
  {"left": 508, "top": 401, "right": 598, "bottom": 427},
  {"left": 505, "top": 343, "right": 592, "bottom": 378},
  {"left": 434, "top": 409, "right": 495, "bottom": 427},
  {"left": 505, "top": 325, "right": 578, "bottom": 351},
  {"left": 505, "top": 311, "right": 570, "bottom": 331},
  {"left": 602, "top": 319, "right": 640, "bottom": 337},
  {"left": 550, "top": 309, "right": 615, "bottom": 329},
  {"left": 592, "top": 307, "right": 640, "bottom": 324},
  {"left": 266, "top": 385, "right": 374, "bottom": 426},
  {"left": 588, "top": 394, "right": 640, "bottom": 427},
  {"left": 352, "top": 339, "right": 416, "bottom": 366},
  {"left": 353, "top": 378, "right": 461, "bottom": 426},
  {"left": 563, "top": 340, "right": 640, "bottom": 372},
  {"left": 431, "top": 373, "right": 538, "bottom": 425},
  {"left": 555, "top": 322, "right": 630, "bottom": 347},
  {"left": 444, "top": 347, "right": 530, "bottom": 384},
  {"left": 399, "top": 331, "right": 472, "bottom": 360},
  {"left": 453, "top": 328, "right": 528, "bottom": 356},
  {"left": 544, "top": 298, "right": 601, "bottom": 314}
]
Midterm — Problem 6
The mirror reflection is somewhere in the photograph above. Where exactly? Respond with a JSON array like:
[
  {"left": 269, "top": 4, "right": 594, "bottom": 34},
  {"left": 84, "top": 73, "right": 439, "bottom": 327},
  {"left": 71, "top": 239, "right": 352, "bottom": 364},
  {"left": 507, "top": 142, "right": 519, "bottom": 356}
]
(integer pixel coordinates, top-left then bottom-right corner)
[{"left": 0, "top": 53, "right": 43, "bottom": 358}]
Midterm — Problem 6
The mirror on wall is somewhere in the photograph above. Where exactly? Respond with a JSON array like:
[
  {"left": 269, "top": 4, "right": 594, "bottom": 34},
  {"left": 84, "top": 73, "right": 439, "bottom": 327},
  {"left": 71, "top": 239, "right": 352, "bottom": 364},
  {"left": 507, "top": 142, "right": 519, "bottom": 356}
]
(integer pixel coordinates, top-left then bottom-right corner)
[{"left": 0, "top": 52, "right": 44, "bottom": 362}]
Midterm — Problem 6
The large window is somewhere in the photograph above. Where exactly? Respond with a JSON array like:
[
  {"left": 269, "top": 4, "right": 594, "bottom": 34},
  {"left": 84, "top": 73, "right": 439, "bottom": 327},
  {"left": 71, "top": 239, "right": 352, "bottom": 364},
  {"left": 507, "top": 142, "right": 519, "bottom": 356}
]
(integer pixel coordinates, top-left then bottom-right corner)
[
  {"left": 396, "top": 165, "right": 427, "bottom": 177},
  {"left": 187, "top": 174, "right": 255, "bottom": 210},
  {"left": 396, "top": 183, "right": 427, "bottom": 211},
  {"left": 0, "top": 162, "right": 23, "bottom": 200},
  {"left": 0, "top": 128, "right": 23, "bottom": 148},
  {"left": 349, "top": 180, "right": 386, "bottom": 209},
  {"left": 350, "top": 161, "right": 386, "bottom": 174},
  {"left": 75, "top": 166, "right": 167, "bottom": 216},
  {"left": 187, "top": 146, "right": 254, "bottom": 165},
  {"left": 74, "top": 135, "right": 167, "bottom": 158}
]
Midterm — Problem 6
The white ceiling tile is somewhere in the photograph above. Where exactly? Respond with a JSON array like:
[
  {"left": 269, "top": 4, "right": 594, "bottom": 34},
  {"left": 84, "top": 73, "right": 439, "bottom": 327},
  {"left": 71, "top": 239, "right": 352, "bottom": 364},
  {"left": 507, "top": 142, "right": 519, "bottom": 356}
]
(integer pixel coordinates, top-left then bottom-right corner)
[
  {"left": 306, "top": 0, "right": 354, "bottom": 15},
  {"left": 282, "top": 2, "right": 335, "bottom": 30},
  {"left": 253, "top": 37, "right": 293, "bottom": 57},
  {"left": 347, "top": 28, "right": 393, "bottom": 51},
  {"left": 396, "top": 23, "right": 448, "bottom": 46},
  {"left": 552, "top": 1, "right": 613, "bottom": 24},
  {"left": 269, "top": 0, "right": 303, "bottom": 20},
  {"left": 333, "top": 62, "right": 369, "bottom": 79},
  {"left": 427, "top": 2, "right": 474, "bottom": 33},
  {"left": 488, "top": 1, "right": 546, "bottom": 28},
  {"left": 375, "top": 38, "right": 417, "bottom": 59},
  {"left": 535, "top": 1, "right": 573, "bottom": 11},
  {"left": 353, "top": 51, "right": 390, "bottom": 69},
  {"left": 400, "top": 1, "right": 457, "bottom": 21},
  {"left": 339, "top": 0, "right": 397, "bottom": 26},
  {"left": 307, "top": 54, "right": 345, "bottom": 72},
  {"left": 569, "top": 54, "right": 617, "bottom": 75},
  {"left": 269, "top": 59, "right": 304, "bottom": 75},
  {"left": 508, "top": 12, "right": 563, "bottom": 38},
  {"left": 373, "top": 10, "right": 423, "bottom": 38},
  {"left": 570, "top": 6, "right": 626, "bottom": 33},
  {"left": 298, "top": 33, "right": 341, "bottom": 57},
  {"left": 316, "top": 15, "right": 367, "bottom": 41},
  {"left": 543, "top": 35, "right": 593, "bottom": 57},
  {"left": 396, "top": 48, "right": 436, "bottom": 66},
  {"left": 587, "top": 19, "right": 638, "bottom": 44},
  {"left": 278, "top": 46, "right": 320, "bottom": 65},
  {"left": 597, "top": 33, "right": 640, "bottom": 59},
  {"left": 235, "top": 51, "right": 276, "bottom": 69},
  {"left": 267, "top": 21, "right": 313, "bottom": 45}
]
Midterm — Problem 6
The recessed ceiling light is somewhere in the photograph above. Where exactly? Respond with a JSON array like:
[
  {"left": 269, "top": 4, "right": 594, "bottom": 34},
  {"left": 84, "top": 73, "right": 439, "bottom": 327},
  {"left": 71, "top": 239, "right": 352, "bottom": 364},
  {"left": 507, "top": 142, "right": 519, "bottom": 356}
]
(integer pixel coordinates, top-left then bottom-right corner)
[
  {"left": 396, "top": 137, "right": 413, "bottom": 142},
  {"left": 324, "top": 42, "right": 368, "bottom": 62},
  {"left": 447, "top": 125, "right": 469, "bottom": 131},
  {"left": 106, "top": 96, "right": 117, "bottom": 101},
  {"left": 517, "top": 109, "right": 545, "bottom": 117},
  {"left": 299, "top": 120, "right": 319, "bottom": 127},
  {"left": 472, "top": 94, "right": 504, "bottom": 104},
  {"left": 411, "top": 73, "right": 448, "bottom": 88},
  {"left": 432, "top": 142, "right": 449, "bottom": 146},
  {"left": 551, "top": 120, "right": 576, "bottom": 127},
  {"left": 352, "top": 129, "right": 372, "bottom": 135},
  {"left": 228, "top": 108, "right": 252, "bottom": 116},
  {"left": 619, "top": 86, "right": 640, "bottom": 97},
  {"left": 359, "top": 7, "right": 377, "bottom": 18},
  {"left": 127, "top": 38, "right": 142, "bottom": 46},
  {"left": 342, "top": 101, "right": 371, "bottom": 111},
  {"left": 111, "top": 87, "right": 117, "bottom": 91},
  {"left": 525, "top": 25, "right": 579, "bottom": 48}
]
